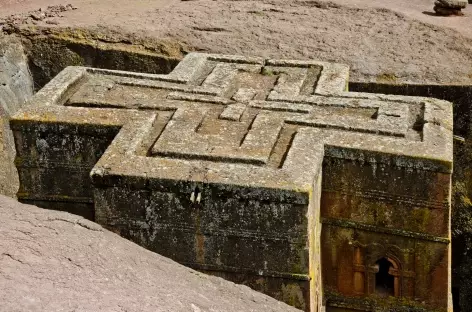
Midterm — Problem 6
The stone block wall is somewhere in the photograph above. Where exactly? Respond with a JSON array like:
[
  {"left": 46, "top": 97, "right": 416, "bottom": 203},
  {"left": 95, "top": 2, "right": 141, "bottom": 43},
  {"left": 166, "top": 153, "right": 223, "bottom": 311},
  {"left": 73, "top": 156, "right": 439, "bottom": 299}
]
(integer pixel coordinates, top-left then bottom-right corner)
[
  {"left": 13, "top": 121, "right": 119, "bottom": 219},
  {"left": 0, "top": 33, "right": 33, "bottom": 197},
  {"left": 320, "top": 154, "right": 451, "bottom": 310}
]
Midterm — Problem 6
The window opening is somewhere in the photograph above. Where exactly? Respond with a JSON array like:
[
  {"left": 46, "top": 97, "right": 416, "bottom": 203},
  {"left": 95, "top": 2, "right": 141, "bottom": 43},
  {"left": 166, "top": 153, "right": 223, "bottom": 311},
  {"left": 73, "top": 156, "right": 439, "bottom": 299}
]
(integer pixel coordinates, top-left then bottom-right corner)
[{"left": 375, "top": 257, "right": 395, "bottom": 297}]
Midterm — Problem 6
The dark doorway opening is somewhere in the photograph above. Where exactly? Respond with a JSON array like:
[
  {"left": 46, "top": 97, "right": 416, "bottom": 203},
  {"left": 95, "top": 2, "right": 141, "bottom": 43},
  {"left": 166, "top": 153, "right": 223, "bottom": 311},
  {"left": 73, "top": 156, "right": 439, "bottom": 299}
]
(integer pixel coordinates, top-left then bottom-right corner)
[
  {"left": 375, "top": 258, "right": 395, "bottom": 297},
  {"left": 452, "top": 286, "right": 461, "bottom": 312}
]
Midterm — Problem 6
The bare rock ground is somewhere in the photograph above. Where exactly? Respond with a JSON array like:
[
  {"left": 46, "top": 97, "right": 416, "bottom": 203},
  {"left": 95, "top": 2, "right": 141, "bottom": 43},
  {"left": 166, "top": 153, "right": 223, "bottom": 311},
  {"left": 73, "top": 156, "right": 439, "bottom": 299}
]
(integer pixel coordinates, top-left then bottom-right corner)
[
  {"left": 1, "top": 0, "right": 472, "bottom": 84},
  {"left": 0, "top": 195, "right": 301, "bottom": 312},
  {"left": 328, "top": 0, "right": 472, "bottom": 38}
]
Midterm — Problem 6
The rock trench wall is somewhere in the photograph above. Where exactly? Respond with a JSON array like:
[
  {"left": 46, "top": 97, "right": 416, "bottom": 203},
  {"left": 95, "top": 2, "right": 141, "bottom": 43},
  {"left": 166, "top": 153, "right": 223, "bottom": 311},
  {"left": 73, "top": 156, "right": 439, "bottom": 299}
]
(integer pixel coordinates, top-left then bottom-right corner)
[
  {"left": 0, "top": 33, "right": 33, "bottom": 197},
  {"left": 4, "top": 26, "right": 184, "bottom": 90}
]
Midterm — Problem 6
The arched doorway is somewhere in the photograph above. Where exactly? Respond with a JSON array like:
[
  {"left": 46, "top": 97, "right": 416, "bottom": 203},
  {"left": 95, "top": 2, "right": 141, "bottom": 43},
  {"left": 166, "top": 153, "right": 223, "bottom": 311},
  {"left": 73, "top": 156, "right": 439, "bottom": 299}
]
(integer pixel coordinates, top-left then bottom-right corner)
[{"left": 375, "top": 257, "right": 395, "bottom": 297}]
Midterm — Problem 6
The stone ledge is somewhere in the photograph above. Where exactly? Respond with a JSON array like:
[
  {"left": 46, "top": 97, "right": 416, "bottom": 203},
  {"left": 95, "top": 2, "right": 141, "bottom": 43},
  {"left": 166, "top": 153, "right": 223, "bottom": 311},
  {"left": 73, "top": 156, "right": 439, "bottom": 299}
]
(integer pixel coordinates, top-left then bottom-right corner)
[{"left": 321, "top": 218, "right": 450, "bottom": 244}]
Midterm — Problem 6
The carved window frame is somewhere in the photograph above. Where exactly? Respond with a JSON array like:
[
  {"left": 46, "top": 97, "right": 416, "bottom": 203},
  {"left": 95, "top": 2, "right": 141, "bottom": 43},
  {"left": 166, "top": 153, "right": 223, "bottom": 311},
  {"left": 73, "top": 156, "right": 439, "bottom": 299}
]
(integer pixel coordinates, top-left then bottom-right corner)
[
  {"left": 352, "top": 245, "right": 415, "bottom": 298},
  {"left": 368, "top": 255, "right": 402, "bottom": 297}
]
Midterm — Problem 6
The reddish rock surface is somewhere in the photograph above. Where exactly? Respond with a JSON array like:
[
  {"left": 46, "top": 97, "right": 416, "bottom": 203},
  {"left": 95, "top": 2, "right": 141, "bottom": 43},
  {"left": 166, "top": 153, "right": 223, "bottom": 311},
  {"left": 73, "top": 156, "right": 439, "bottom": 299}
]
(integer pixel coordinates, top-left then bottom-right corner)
[
  {"left": 0, "top": 195, "right": 301, "bottom": 312},
  {"left": 1, "top": 0, "right": 472, "bottom": 84}
]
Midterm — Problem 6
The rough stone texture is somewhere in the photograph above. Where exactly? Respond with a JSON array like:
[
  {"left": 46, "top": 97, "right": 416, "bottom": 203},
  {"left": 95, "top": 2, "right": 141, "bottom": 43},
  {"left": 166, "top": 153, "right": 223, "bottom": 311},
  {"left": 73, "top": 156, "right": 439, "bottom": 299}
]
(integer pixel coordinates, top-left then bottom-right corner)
[
  {"left": 435, "top": 0, "right": 468, "bottom": 9},
  {"left": 0, "top": 195, "right": 300, "bottom": 312},
  {"left": 349, "top": 82, "right": 472, "bottom": 312},
  {"left": 10, "top": 53, "right": 454, "bottom": 311},
  {"left": 0, "top": 4, "right": 78, "bottom": 27},
  {"left": 1, "top": 0, "right": 471, "bottom": 308},
  {"left": 434, "top": 5, "right": 465, "bottom": 16},
  {"left": 3, "top": 0, "right": 472, "bottom": 85},
  {"left": 0, "top": 33, "right": 33, "bottom": 197}
]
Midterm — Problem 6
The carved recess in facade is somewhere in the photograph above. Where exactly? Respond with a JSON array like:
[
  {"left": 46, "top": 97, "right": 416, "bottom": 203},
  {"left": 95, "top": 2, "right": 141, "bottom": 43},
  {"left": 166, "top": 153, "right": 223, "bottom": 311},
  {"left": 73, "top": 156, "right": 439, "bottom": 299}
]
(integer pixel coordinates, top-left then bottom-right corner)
[{"left": 11, "top": 53, "right": 453, "bottom": 312}]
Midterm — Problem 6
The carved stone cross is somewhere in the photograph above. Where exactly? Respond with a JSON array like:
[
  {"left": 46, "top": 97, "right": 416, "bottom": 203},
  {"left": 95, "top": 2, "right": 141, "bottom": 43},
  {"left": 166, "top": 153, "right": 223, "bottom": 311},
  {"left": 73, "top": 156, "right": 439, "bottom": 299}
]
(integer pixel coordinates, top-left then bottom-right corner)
[{"left": 11, "top": 53, "right": 453, "bottom": 312}]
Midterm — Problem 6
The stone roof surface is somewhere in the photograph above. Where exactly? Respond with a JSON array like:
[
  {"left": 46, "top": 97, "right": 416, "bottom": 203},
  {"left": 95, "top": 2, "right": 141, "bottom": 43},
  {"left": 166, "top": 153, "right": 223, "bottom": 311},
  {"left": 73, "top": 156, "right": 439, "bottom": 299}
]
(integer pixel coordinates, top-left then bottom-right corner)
[
  {"left": 11, "top": 53, "right": 453, "bottom": 196},
  {"left": 0, "top": 195, "right": 301, "bottom": 312}
]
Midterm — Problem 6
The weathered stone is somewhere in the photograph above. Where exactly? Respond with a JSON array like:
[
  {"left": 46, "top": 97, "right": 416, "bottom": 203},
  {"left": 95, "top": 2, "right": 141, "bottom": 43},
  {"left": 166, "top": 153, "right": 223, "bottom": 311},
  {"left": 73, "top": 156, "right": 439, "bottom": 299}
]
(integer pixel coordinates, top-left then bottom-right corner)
[
  {"left": 10, "top": 53, "right": 454, "bottom": 312},
  {"left": 434, "top": 5, "right": 465, "bottom": 16},
  {"left": 0, "top": 195, "right": 300, "bottom": 312},
  {"left": 3, "top": 26, "right": 184, "bottom": 90},
  {"left": 435, "top": 0, "right": 467, "bottom": 9},
  {"left": 0, "top": 33, "right": 33, "bottom": 198}
]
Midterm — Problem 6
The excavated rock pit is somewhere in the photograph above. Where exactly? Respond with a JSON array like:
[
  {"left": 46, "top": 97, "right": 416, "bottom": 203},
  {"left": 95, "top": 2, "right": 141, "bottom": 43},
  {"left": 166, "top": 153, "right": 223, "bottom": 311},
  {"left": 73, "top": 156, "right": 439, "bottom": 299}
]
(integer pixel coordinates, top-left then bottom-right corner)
[{"left": 2, "top": 1, "right": 472, "bottom": 310}]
